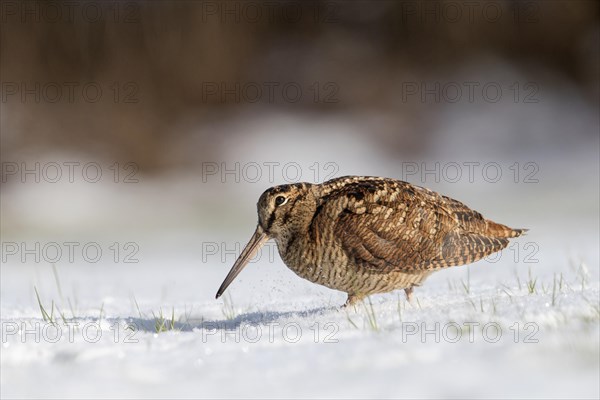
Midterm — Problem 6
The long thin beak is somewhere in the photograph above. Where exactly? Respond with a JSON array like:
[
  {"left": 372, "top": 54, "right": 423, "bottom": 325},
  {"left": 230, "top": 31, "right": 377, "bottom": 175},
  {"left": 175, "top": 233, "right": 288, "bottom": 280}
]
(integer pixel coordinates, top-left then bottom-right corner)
[{"left": 215, "top": 226, "right": 269, "bottom": 299}]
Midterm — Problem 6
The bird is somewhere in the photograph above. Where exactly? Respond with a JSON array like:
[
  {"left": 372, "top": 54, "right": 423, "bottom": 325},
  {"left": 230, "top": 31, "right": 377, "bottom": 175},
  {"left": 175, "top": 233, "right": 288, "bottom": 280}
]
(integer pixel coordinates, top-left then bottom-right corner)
[{"left": 215, "top": 176, "right": 526, "bottom": 306}]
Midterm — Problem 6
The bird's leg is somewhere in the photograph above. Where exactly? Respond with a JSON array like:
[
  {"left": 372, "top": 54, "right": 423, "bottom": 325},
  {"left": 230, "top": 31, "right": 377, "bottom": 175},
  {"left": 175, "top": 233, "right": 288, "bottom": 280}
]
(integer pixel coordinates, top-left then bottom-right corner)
[
  {"left": 344, "top": 293, "right": 365, "bottom": 308},
  {"left": 404, "top": 286, "right": 414, "bottom": 302}
]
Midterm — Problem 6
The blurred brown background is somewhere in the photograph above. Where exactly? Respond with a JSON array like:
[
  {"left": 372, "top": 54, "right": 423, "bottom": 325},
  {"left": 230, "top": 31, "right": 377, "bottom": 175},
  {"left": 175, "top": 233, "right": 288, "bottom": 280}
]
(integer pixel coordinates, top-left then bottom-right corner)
[{"left": 2, "top": 0, "right": 598, "bottom": 171}]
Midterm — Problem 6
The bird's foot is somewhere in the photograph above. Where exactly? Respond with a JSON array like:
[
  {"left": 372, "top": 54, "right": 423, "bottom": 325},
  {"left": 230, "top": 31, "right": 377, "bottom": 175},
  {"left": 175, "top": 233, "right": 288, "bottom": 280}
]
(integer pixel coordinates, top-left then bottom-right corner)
[
  {"left": 404, "top": 286, "right": 414, "bottom": 303},
  {"left": 343, "top": 293, "right": 365, "bottom": 308}
]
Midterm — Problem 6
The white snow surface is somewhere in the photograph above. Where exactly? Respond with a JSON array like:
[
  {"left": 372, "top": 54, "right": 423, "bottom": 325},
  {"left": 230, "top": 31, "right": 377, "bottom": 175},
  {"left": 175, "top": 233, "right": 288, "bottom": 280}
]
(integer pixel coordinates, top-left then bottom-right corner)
[{"left": 2, "top": 253, "right": 599, "bottom": 399}]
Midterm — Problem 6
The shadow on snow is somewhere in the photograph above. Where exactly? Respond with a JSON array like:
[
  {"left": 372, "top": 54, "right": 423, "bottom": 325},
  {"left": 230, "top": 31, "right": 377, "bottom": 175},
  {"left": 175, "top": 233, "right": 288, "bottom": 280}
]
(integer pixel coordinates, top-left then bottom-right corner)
[{"left": 124, "top": 306, "right": 337, "bottom": 333}]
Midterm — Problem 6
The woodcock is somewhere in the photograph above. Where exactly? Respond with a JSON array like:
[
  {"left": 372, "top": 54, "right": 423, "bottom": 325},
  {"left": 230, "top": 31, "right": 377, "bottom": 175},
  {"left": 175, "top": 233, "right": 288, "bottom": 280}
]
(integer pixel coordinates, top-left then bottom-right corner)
[{"left": 215, "top": 176, "right": 526, "bottom": 306}]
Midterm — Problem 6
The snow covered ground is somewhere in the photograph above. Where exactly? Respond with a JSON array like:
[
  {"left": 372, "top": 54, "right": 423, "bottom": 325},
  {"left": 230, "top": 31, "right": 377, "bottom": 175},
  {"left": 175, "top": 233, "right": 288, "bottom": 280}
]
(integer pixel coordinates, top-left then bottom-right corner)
[
  {"left": 1, "top": 109, "right": 599, "bottom": 398},
  {"left": 1, "top": 244, "right": 598, "bottom": 399}
]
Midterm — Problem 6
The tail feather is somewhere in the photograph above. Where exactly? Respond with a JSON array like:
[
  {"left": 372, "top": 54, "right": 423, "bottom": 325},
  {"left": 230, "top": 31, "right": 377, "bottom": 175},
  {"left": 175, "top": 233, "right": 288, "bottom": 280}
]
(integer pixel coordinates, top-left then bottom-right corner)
[
  {"left": 424, "top": 225, "right": 527, "bottom": 271},
  {"left": 424, "top": 232, "right": 509, "bottom": 270},
  {"left": 485, "top": 220, "right": 528, "bottom": 238}
]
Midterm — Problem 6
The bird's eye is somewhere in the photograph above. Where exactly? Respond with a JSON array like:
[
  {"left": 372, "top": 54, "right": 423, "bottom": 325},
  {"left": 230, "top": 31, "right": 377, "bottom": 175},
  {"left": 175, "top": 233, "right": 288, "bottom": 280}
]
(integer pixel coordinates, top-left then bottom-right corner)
[{"left": 275, "top": 196, "right": 287, "bottom": 206}]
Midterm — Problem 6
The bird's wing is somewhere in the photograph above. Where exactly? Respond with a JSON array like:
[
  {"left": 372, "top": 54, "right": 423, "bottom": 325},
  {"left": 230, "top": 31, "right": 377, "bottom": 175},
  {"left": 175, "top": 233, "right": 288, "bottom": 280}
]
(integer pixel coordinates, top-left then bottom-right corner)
[{"left": 317, "top": 177, "right": 508, "bottom": 273}]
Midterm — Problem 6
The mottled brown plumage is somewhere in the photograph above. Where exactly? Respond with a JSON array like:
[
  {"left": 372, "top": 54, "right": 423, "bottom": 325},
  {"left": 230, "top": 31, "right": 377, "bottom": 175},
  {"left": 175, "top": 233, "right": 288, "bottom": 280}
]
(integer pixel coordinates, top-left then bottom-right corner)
[{"left": 216, "top": 176, "right": 526, "bottom": 306}]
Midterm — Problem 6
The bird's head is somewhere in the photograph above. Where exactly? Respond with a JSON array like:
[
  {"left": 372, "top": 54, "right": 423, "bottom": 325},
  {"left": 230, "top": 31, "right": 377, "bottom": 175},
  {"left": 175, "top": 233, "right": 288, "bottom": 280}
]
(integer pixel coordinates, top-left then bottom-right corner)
[
  {"left": 215, "top": 182, "right": 316, "bottom": 299},
  {"left": 257, "top": 182, "right": 317, "bottom": 240}
]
